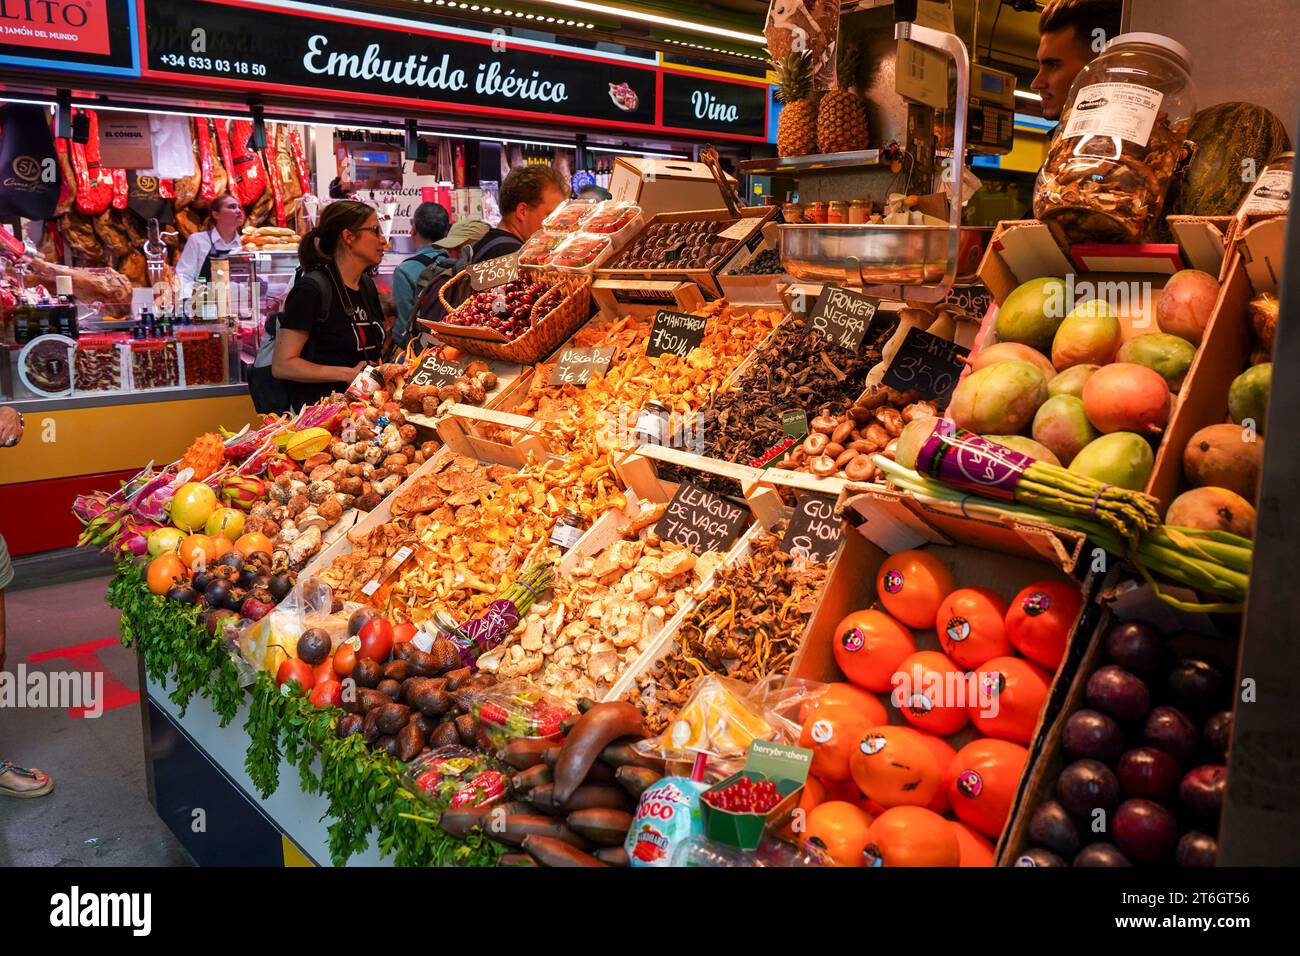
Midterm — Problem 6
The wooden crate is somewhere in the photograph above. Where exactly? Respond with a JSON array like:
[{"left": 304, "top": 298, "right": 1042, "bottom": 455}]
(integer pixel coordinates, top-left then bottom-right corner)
[{"left": 591, "top": 279, "right": 706, "bottom": 319}]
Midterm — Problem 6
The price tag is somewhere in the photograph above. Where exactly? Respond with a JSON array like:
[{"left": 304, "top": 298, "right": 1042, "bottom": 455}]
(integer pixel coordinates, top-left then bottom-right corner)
[
  {"left": 646, "top": 309, "right": 709, "bottom": 359},
  {"left": 653, "top": 482, "right": 749, "bottom": 555},
  {"left": 548, "top": 346, "right": 616, "bottom": 387},
  {"left": 781, "top": 493, "right": 843, "bottom": 564},
  {"left": 805, "top": 286, "right": 880, "bottom": 352},
  {"left": 719, "top": 217, "right": 763, "bottom": 241},
  {"left": 880, "top": 326, "right": 970, "bottom": 405},
  {"left": 466, "top": 251, "right": 519, "bottom": 291},
  {"left": 408, "top": 353, "right": 467, "bottom": 390}
]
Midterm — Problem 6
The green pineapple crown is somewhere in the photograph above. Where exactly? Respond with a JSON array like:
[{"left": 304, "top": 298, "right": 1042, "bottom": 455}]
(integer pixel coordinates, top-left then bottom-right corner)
[
  {"left": 770, "top": 49, "right": 814, "bottom": 105},
  {"left": 834, "top": 40, "right": 861, "bottom": 90}
]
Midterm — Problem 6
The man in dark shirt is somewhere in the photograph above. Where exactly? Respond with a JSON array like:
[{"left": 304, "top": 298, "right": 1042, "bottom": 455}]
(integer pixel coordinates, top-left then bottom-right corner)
[
  {"left": 472, "top": 164, "right": 569, "bottom": 263},
  {"left": 1030, "top": 0, "right": 1123, "bottom": 122}
]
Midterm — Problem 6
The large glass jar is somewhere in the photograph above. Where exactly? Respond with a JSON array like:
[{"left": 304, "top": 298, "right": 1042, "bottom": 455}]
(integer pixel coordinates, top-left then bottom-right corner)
[{"left": 1034, "top": 33, "right": 1196, "bottom": 243}]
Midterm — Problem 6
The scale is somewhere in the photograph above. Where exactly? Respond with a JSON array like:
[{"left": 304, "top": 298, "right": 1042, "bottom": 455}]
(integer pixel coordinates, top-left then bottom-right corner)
[{"left": 778, "top": 0, "right": 972, "bottom": 303}]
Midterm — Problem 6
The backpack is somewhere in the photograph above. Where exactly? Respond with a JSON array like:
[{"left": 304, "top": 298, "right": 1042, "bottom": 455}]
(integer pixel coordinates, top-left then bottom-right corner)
[
  {"left": 249, "top": 270, "right": 333, "bottom": 414},
  {"left": 409, "top": 250, "right": 461, "bottom": 335}
]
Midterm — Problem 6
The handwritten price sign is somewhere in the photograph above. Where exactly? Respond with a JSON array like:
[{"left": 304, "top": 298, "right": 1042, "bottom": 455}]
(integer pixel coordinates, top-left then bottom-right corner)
[
  {"left": 548, "top": 346, "right": 616, "bottom": 387},
  {"left": 646, "top": 309, "right": 709, "bottom": 360},
  {"left": 467, "top": 251, "right": 520, "bottom": 291},
  {"left": 806, "top": 286, "right": 880, "bottom": 352},
  {"left": 409, "top": 353, "right": 466, "bottom": 389},
  {"left": 781, "top": 493, "right": 843, "bottom": 563},
  {"left": 654, "top": 482, "right": 749, "bottom": 555},
  {"left": 880, "top": 326, "right": 970, "bottom": 405}
]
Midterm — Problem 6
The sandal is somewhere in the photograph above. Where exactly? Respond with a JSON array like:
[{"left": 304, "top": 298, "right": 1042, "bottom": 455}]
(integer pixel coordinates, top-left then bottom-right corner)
[{"left": 0, "top": 760, "right": 55, "bottom": 798}]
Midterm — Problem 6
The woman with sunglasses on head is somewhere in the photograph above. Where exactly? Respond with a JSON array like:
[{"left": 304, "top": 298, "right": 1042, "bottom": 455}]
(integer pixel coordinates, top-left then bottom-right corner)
[{"left": 272, "top": 200, "right": 388, "bottom": 409}]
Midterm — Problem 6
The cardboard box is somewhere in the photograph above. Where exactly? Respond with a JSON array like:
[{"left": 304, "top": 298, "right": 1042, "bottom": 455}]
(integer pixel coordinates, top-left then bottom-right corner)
[
  {"left": 717, "top": 221, "right": 790, "bottom": 306},
  {"left": 608, "top": 157, "right": 739, "bottom": 221},
  {"left": 791, "top": 487, "right": 1104, "bottom": 865},
  {"left": 591, "top": 278, "right": 706, "bottom": 319},
  {"left": 1147, "top": 216, "right": 1284, "bottom": 512}
]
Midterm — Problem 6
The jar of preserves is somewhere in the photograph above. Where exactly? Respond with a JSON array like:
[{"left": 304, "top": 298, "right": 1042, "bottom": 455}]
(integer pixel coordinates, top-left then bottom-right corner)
[
  {"left": 848, "top": 199, "right": 871, "bottom": 224},
  {"left": 1233, "top": 151, "right": 1294, "bottom": 218},
  {"left": 827, "top": 200, "right": 849, "bottom": 224},
  {"left": 782, "top": 202, "right": 804, "bottom": 223},
  {"left": 1034, "top": 33, "right": 1196, "bottom": 243},
  {"left": 807, "top": 201, "right": 829, "bottom": 224}
]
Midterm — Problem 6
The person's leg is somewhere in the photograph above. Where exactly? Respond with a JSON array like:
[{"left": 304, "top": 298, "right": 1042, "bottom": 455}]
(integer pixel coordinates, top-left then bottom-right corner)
[{"left": 0, "top": 537, "right": 55, "bottom": 798}]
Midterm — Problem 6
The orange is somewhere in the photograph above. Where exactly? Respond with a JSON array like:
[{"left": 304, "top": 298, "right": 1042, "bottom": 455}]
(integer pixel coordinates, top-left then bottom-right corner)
[
  {"left": 876, "top": 549, "right": 956, "bottom": 629},
  {"left": 779, "top": 775, "right": 827, "bottom": 843},
  {"left": 832, "top": 609, "right": 916, "bottom": 693},
  {"left": 801, "top": 801, "right": 875, "bottom": 867},
  {"left": 893, "top": 650, "right": 971, "bottom": 736},
  {"left": 914, "top": 732, "right": 957, "bottom": 815},
  {"left": 210, "top": 535, "right": 235, "bottom": 559},
  {"left": 177, "top": 534, "right": 220, "bottom": 572},
  {"left": 849, "top": 724, "right": 943, "bottom": 809},
  {"left": 946, "top": 738, "right": 1029, "bottom": 840},
  {"left": 1004, "top": 579, "right": 1082, "bottom": 670},
  {"left": 235, "top": 532, "right": 274, "bottom": 559},
  {"left": 969, "top": 655, "right": 1051, "bottom": 745},
  {"left": 864, "top": 806, "right": 960, "bottom": 867},
  {"left": 146, "top": 553, "right": 187, "bottom": 595},
  {"left": 936, "top": 587, "right": 1012, "bottom": 669},
  {"left": 951, "top": 821, "right": 995, "bottom": 867}
]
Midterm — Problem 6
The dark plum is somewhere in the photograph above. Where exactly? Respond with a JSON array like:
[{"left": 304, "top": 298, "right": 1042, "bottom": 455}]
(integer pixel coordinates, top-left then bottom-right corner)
[
  {"left": 296, "top": 628, "right": 331, "bottom": 666},
  {"left": 223, "top": 586, "right": 248, "bottom": 613},
  {"left": 1104, "top": 621, "right": 1164, "bottom": 675},
  {"left": 1118, "top": 747, "right": 1181, "bottom": 802},
  {"left": 1086, "top": 666, "right": 1150, "bottom": 722},
  {"left": 1167, "top": 658, "right": 1229, "bottom": 715},
  {"left": 1028, "top": 800, "right": 1082, "bottom": 857},
  {"left": 1074, "top": 842, "right": 1132, "bottom": 866},
  {"left": 1063, "top": 709, "right": 1126, "bottom": 763},
  {"left": 1176, "top": 831, "right": 1218, "bottom": 867},
  {"left": 192, "top": 569, "right": 215, "bottom": 593},
  {"left": 1180, "top": 765, "right": 1227, "bottom": 822},
  {"left": 1014, "top": 848, "right": 1068, "bottom": 867},
  {"left": 1202, "top": 711, "right": 1233, "bottom": 759},
  {"left": 204, "top": 579, "right": 232, "bottom": 609},
  {"left": 1141, "top": 706, "right": 1199, "bottom": 764},
  {"left": 165, "top": 585, "right": 198, "bottom": 604},
  {"left": 1113, "top": 798, "right": 1179, "bottom": 863},
  {"left": 1057, "top": 759, "right": 1121, "bottom": 817}
]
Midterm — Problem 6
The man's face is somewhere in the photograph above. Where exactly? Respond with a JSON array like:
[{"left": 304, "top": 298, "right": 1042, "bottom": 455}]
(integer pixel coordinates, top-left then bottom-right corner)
[
  {"left": 517, "top": 185, "right": 566, "bottom": 238},
  {"left": 1031, "top": 28, "right": 1095, "bottom": 121}
]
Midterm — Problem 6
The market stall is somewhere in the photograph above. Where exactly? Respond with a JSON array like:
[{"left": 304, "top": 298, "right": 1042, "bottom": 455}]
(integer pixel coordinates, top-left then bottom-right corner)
[{"left": 25, "top": 0, "right": 1299, "bottom": 868}]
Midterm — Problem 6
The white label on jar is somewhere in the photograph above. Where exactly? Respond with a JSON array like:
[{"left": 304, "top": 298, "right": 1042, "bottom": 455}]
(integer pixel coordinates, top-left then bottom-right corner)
[
  {"left": 412, "top": 629, "right": 435, "bottom": 654},
  {"left": 634, "top": 409, "right": 667, "bottom": 444},
  {"left": 1240, "top": 169, "right": 1293, "bottom": 214},
  {"left": 549, "top": 522, "right": 585, "bottom": 551},
  {"left": 1063, "top": 82, "right": 1164, "bottom": 147}
]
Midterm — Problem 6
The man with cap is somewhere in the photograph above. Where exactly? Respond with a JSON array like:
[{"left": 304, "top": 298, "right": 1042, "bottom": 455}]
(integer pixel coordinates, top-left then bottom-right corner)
[{"left": 390, "top": 203, "right": 488, "bottom": 351}]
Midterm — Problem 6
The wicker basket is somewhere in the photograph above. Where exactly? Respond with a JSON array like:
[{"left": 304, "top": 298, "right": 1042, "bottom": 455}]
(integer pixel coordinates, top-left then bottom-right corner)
[{"left": 432, "top": 267, "right": 593, "bottom": 364}]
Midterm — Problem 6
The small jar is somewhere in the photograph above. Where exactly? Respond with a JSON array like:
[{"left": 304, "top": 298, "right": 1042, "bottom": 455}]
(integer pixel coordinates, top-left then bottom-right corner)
[
  {"left": 782, "top": 202, "right": 804, "bottom": 224},
  {"left": 848, "top": 199, "right": 871, "bottom": 224},
  {"left": 1034, "top": 33, "right": 1197, "bottom": 243},
  {"left": 827, "top": 200, "right": 849, "bottom": 224},
  {"left": 1234, "top": 151, "right": 1294, "bottom": 218},
  {"left": 633, "top": 400, "right": 672, "bottom": 446},
  {"left": 807, "top": 201, "right": 829, "bottom": 224},
  {"left": 549, "top": 507, "right": 588, "bottom": 552}
]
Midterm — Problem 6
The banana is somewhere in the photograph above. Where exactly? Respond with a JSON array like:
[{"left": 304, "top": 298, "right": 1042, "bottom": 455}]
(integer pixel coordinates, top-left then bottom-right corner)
[
  {"left": 554, "top": 703, "right": 646, "bottom": 804},
  {"left": 498, "top": 738, "right": 554, "bottom": 770},
  {"left": 510, "top": 763, "right": 553, "bottom": 792},
  {"left": 566, "top": 808, "right": 634, "bottom": 847},
  {"left": 594, "top": 846, "right": 629, "bottom": 867},
  {"left": 494, "top": 814, "right": 592, "bottom": 850},
  {"left": 498, "top": 853, "right": 538, "bottom": 867},
  {"left": 522, "top": 834, "right": 607, "bottom": 867},
  {"left": 615, "top": 765, "right": 662, "bottom": 798},
  {"left": 437, "top": 805, "right": 492, "bottom": 839},
  {"left": 599, "top": 741, "right": 665, "bottom": 771}
]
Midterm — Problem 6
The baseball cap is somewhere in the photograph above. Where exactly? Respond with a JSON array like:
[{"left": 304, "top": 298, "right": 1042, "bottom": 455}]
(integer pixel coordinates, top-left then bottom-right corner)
[{"left": 435, "top": 219, "right": 491, "bottom": 248}]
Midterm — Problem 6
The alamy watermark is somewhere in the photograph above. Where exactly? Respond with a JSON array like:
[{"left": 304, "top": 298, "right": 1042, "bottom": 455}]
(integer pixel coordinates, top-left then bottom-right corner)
[{"left": 0, "top": 666, "right": 104, "bottom": 718}]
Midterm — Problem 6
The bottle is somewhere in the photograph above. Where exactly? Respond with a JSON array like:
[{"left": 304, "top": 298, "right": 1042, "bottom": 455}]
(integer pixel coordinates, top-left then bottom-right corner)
[
  {"left": 632, "top": 400, "right": 672, "bottom": 447},
  {"left": 549, "top": 508, "right": 588, "bottom": 553}
]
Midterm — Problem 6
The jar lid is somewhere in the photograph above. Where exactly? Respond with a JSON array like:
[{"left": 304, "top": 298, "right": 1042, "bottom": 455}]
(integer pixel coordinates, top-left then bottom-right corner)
[
  {"left": 1268, "top": 151, "right": 1295, "bottom": 161},
  {"left": 1104, "top": 32, "right": 1192, "bottom": 70}
]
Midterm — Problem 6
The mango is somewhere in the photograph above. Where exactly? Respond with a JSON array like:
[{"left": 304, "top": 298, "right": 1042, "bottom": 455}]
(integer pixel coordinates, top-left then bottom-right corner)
[
  {"left": 1047, "top": 364, "right": 1100, "bottom": 400},
  {"left": 1032, "top": 395, "right": 1099, "bottom": 466},
  {"left": 984, "top": 435, "right": 1061, "bottom": 466},
  {"left": 949, "top": 360, "right": 1049, "bottom": 436},
  {"left": 1051, "top": 299, "right": 1121, "bottom": 370},
  {"left": 1166, "top": 487, "right": 1256, "bottom": 539},
  {"left": 1228, "top": 363, "right": 1270, "bottom": 433},
  {"left": 1082, "top": 363, "right": 1171, "bottom": 435},
  {"left": 1183, "top": 424, "right": 1263, "bottom": 500},
  {"left": 995, "top": 277, "right": 1069, "bottom": 354},
  {"left": 1116, "top": 333, "right": 1197, "bottom": 390},
  {"left": 969, "top": 342, "right": 1056, "bottom": 382},
  {"left": 1068, "top": 432, "right": 1154, "bottom": 491}
]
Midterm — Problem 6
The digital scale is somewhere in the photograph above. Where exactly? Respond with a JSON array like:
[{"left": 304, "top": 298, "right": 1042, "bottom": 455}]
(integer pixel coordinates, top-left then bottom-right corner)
[{"left": 966, "top": 63, "right": 1017, "bottom": 155}]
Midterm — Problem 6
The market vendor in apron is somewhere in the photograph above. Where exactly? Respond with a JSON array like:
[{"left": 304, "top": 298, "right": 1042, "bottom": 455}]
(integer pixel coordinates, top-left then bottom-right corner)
[{"left": 175, "top": 193, "right": 244, "bottom": 298}]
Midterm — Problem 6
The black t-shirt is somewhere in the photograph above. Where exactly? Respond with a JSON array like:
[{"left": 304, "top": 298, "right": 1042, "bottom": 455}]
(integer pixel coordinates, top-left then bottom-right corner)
[
  {"left": 470, "top": 227, "right": 523, "bottom": 263},
  {"left": 277, "top": 267, "right": 386, "bottom": 408}
]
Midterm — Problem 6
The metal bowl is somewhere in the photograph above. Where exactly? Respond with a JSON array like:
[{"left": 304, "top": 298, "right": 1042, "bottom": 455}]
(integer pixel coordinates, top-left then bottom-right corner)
[{"left": 779, "top": 224, "right": 992, "bottom": 290}]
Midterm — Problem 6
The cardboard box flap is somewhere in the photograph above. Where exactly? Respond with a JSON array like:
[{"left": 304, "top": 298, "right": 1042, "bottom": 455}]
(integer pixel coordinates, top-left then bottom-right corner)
[
  {"left": 614, "top": 156, "right": 738, "bottom": 186},
  {"left": 1237, "top": 216, "right": 1288, "bottom": 295},
  {"left": 983, "top": 222, "right": 1074, "bottom": 290},
  {"left": 1002, "top": 519, "right": 1085, "bottom": 573},
  {"left": 843, "top": 488, "right": 951, "bottom": 552},
  {"left": 1167, "top": 216, "right": 1230, "bottom": 275}
]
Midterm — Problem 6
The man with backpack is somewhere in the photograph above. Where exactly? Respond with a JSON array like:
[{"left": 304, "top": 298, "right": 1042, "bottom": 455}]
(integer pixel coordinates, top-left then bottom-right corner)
[{"left": 392, "top": 209, "right": 489, "bottom": 353}]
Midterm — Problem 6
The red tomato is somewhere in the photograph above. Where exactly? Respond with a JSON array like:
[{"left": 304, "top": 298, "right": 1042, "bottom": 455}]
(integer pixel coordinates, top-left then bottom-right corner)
[
  {"left": 332, "top": 643, "right": 357, "bottom": 677},
  {"left": 936, "top": 587, "right": 1012, "bottom": 669},
  {"left": 945, "top": 738, "right": 1029, "bottom": 839},
  {"left": 310, "top": 680, "right": 343, "bottom": 709},
  {"left": 357, "top": 618, "right": 394, "bottom": 662},
  {"left": 968, "top": 655, "right": 1051, "bottom": 745},
  {"left": 893, "top": 650, "right": 971, "bottom": 736},
  {"left": 276, "top": 658, "right": 315, "bottom": 693},
  {"left": 1004, "top": 580, "right": 1082, "bottom": 670},
  {"left": 876, "top": 549, "right": 956, "bottom": 629},
  {"left": 312, "top": 657, "right": 338, "bottom": 686},
  {"left": 392, "top": 622, "right": 418, "bottom": 645},
  {"left": 832, "top": 609, "right": 916, "bottom": 693}
]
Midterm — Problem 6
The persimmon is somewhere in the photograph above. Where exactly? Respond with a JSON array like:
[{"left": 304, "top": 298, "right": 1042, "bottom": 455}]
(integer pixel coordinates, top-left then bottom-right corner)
[
  {"left": 951, "top": 820, "right": 995, "bottom": 867},
  {"left": 946, "top": 738, "right": 1030, "bottom": 840},
  {"left": 801, "top": 801, "right": 875, "bottom": 867},
  {"left": 865, "top": 806, "right": 960, "bottom": 867},
  {"left": 876, "top": 549, "right": 956, "bottom": 629},
  {"left": 177, "top": 534, "right": 219, "bottom": 571},
  {"left": 969, "top": 655, "right": 1051, "bottom": 745},
  {"left": 147, "top": 553, "right": 188, "bottom": 595},
  {"left": 235, "top": 532, "right": 274, "bottom": 559},
  {"left": 849, "top": 724, "right": 944, "bottom": 809},
  {"left": 894, "top": 650, "right": 971, "bottom": 736},
  {"left": 1004, "top": 580, "right": 1082, "bottom": 670},
  {"left": 936, "top": 587, "right": 1012, "bottom": 669},
  {"left": 832, "top": 609, "right": 916, "bottom": 693}
]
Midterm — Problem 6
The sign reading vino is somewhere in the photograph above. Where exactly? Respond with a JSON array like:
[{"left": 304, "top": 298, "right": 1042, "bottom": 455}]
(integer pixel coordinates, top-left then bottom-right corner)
[{"left": 661, "top": 71, "right": 768, "bottom": 139}]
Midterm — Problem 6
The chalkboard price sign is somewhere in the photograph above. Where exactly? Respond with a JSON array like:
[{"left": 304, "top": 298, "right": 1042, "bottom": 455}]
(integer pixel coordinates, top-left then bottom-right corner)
[
  {"left": 781, "top": 493, "right": 843, "bottom": 563},
  {"left": 548, "top": 346, "right": 616, "bottom": 387},
  {"left": 467, "top": 251, "right": 520, "bottom": 291},
  {"left": 408, "top": 353, "right": 467, "bottom": 389},
  {"left": 806, "top": 286, "right": 880, "bottom": 352},
  {"left": 653, "top": 482, "right": 749, "bottom": 555},
  {"left": 646, "top": 310, "right": 709, "bottom": 359},
  {"left": 880, "top": 326, "right": 970, "bottom": 405}
]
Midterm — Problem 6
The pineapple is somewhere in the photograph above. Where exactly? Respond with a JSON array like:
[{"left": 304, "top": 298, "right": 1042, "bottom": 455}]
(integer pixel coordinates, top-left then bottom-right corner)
[
  {"left": 816, "top": 41, "right": 869, "bottom": 154},
  {"left": 772, "top": 51, "right": 818, "bottom": 158}
]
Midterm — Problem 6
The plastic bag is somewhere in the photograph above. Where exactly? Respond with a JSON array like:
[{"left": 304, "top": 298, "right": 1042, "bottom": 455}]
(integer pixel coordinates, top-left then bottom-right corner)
[
  {"left": 402, "top": 746, "right": 510, "bottom": 810},
  {"left": 239, "top": 576, "right": 342, "bottom": 673},
  {"left": 145, "top": 114, "right": 196, "bottom": 179},
  {"left": 465, "top": 679, "right": 574, "bottom": 751}
]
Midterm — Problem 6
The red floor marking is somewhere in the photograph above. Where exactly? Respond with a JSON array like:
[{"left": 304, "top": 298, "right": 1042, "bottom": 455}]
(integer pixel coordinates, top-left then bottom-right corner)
[{"left": 27, "top": 637, "right": 140, "bottom": 719}]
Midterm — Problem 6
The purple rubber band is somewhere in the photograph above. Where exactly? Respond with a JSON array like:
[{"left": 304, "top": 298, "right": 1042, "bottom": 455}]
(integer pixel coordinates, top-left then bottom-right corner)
[{"left": 1090, "top": 484, "right": 1112, "bottom": 515}]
